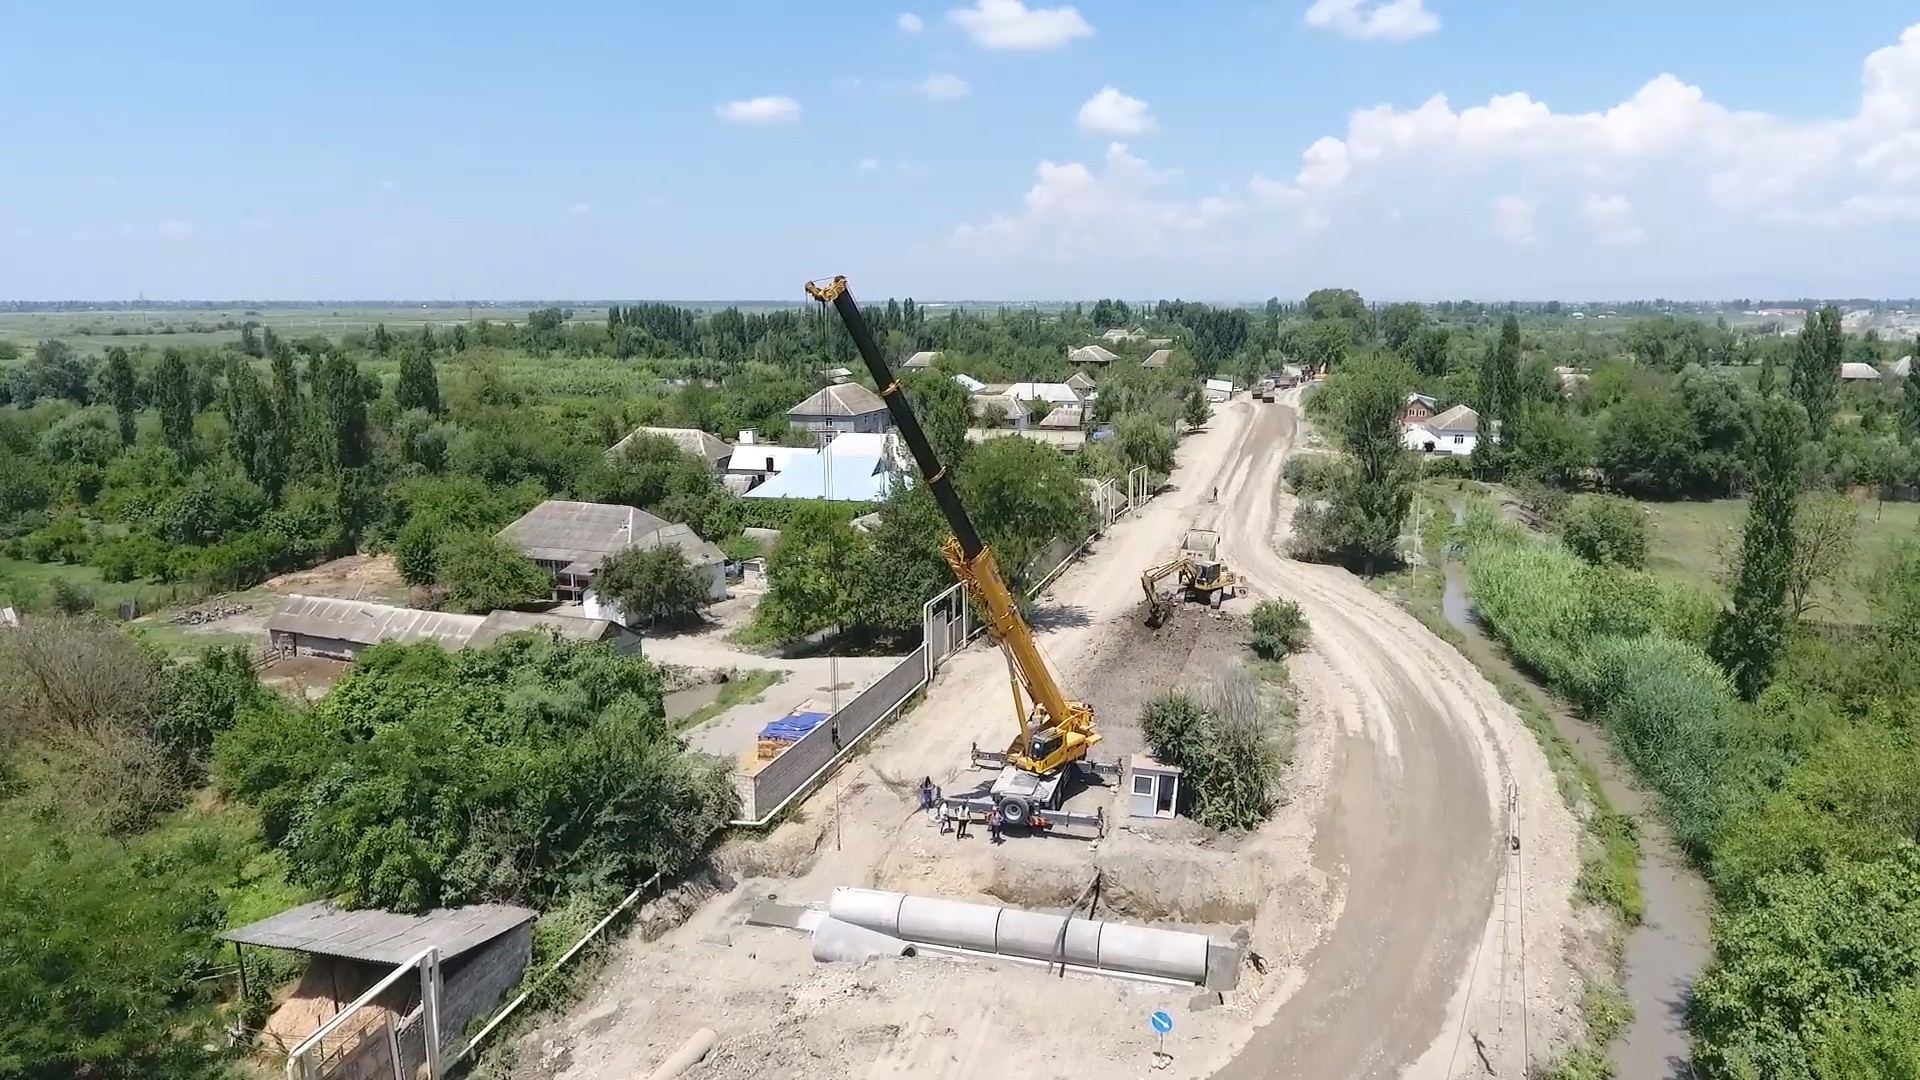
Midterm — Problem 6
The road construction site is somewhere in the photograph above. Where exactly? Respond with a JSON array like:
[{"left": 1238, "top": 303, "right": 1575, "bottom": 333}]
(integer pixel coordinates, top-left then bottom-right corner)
[{"left": 511, "top": 389, "right": 1588, "bottom": 1080}]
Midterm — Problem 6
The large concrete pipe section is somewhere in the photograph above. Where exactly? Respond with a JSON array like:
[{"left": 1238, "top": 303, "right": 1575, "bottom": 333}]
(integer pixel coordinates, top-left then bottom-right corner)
[{"left": 827, "top": 887, "right": 1213, "bottom": 985}]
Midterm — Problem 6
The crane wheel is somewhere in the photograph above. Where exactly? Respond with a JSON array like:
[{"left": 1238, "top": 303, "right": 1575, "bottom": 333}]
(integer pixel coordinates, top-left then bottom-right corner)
[{"left": 998, "top": 796, "right": 1033, "bottom": 827}]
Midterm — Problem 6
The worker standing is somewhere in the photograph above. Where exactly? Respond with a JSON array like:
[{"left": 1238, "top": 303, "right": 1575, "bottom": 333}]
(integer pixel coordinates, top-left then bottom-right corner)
[{"left": 986, "top": 808, "right": 1003, "bottom": 845}]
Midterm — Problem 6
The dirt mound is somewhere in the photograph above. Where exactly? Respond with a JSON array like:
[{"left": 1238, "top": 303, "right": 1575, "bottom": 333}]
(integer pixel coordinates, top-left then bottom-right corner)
[{"left": 1075, "top": 601, "right": 1249, "bottom": 761}]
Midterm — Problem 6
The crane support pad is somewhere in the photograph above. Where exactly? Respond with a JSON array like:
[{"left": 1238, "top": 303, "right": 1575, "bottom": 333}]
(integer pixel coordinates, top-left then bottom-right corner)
[{"left": 936, "top": 796, "right": 1107, "bottom": 838}]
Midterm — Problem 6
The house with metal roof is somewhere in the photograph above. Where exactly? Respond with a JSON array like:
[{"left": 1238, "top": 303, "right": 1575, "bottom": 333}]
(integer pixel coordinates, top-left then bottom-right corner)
[
  {"left": 903, "top": 350, "right": 943, "bottom": 369},
  {"left": 741, "top": 433, "right": 910, "bottom": 503},
  {"left": 606, "top": 425, "right": 732, "bottom": 469},
  {"left": 1142, "top": 349, "right": 1172, "bottom": 369},
  {"left": 951, "top": 372, "right": 986, "bottom": 393},
  {"left": 787, "top": 382, "right": 891, "bottom": 435},
  {"left": 1068, "top": 344, "right": 1119, "bottom": 365},
  {"left": 497, "top": 500, "right": 726, "bottom": 603},
  {"left": 1841, "top": 361, "right": 1882, "bottom": 381},
  {"left": 1064, "top": 370, "right": 1097, "bottom": 397},
  {"left": 266, "top": 594, "right": 640, "bottom": 660}
]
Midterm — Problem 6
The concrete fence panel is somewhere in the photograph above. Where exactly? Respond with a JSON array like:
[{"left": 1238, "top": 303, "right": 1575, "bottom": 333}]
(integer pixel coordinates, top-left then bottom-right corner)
[{"left": 736, "top": 645, "right": 928, "bottom": 823}]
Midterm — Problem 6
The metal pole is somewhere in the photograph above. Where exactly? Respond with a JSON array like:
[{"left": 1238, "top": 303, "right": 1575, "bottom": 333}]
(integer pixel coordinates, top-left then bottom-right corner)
[{"left": 421, "top": 948, "right": 443, "bottom": 1080}]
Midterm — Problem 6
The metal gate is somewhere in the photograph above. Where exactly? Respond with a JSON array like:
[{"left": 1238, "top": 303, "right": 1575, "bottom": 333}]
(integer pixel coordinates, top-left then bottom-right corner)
[{"left": 922, "top": 583, "right": 970, "bottom": 679}]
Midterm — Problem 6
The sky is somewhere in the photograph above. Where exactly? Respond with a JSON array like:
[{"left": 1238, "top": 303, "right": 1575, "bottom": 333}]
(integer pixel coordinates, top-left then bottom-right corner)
[{"left": 4, "top": 1, "right": 1920, "bottom": 302}]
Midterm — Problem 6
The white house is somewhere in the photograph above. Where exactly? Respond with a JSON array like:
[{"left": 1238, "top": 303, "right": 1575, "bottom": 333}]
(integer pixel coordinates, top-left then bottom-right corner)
[
  {"left": 951, "top": 372, "right": 987, "bottom": 393},
  {"left": 1403, "top": 404, "right": 1480, "bottom": 457},
  {"left": 1203, "top": 378, "right": 1234, "bottom": 402},
  {"left": 1840, "top": 362, "right": 1882, "bottom": 382},
  {"left": 903, "top": 350, "right": 943, "bottom": 370}
]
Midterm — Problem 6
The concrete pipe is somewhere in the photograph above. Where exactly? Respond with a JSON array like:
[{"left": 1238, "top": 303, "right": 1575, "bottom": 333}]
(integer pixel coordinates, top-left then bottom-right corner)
[
  {"left": 811, "top": 917, "right": 915, "bottom": 963},
  {"left": 829, "top": 887, "right": 908, "bottom": 936},
  {"left": 896, "top": 895, "right": 1004, "bottom": 953},
  {"left": 827, "top": 887, "right": 1214, "bottom": 985},
  {"left": 1095, "top": 921, "right": 1211, "bottom": 983},
  {"left": 993, "top": 908, "right": 1103, "bottom": 968},
  {"left": 643, "top": 1028, "right": 717, "bottom": 1080}
]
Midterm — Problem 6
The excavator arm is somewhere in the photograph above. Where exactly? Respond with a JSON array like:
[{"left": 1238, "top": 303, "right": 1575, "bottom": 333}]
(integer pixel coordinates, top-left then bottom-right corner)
[
  {"left": 1140, "top": 557, "right": 1190, "bottom": 628},
  {"left": 805, "top": 276, "right": 1098, "bottom": 776}
]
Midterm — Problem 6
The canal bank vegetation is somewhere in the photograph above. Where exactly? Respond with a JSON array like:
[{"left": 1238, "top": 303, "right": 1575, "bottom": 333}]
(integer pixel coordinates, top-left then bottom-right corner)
[{"left": 1455, "top": 506, "right": 1920, "bottom": 1078}]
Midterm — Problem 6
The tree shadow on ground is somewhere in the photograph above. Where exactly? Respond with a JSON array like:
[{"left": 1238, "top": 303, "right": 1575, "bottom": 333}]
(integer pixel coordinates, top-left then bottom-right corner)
[{"left": 1025, "top": 602, "right": 1093, "bottom": 631}]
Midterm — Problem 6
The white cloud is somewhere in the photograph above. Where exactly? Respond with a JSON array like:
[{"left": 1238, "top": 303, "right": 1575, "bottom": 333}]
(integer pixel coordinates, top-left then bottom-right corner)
[
  {"left": 858, "top": 157, "right": 882, "bottom": 173},
  {"left": 948, "top": 0, "right": 1092, "bottom": 50},
  {"left": 1492, "top": 196, "right": 1536, "bottom": 244},
  {"left": 1580, "top": 193, "right": 1646, "bottom": 245},
  {"left": 716, "top": 95, "right": 802, "bottom": 124},
  {"left": 1077, "top": 87, "right": 1156, "bottom": 136},
  {"left": 1304, "top": 0, "right": 1439, "bottom": 42},
  {"left": 565, "top": 201, "right": 594, "bottom": 218},
  {"left": 154, "top": 219, "right": 193, "bottom": 238},
  {"left": 897, "top": 12, "right": 924, "bottom": 32},
  {"left": 953, "top": 142, "right": 1233, "bottom": 258},
  {"left": 1251, "top": 21, "right": 1920, "bottom": 227},
  {"left": 916, "top": 72, "right": 972, "bottom": 102},
  {"left": 379, "top": 179, "right": 395, "bottom": 191}
]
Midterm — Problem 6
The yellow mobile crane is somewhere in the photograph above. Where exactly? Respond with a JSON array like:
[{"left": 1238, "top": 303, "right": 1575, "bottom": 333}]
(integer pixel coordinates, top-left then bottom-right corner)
[{"left": 806, "top": 276, "right": 1113, "bottom": 834}]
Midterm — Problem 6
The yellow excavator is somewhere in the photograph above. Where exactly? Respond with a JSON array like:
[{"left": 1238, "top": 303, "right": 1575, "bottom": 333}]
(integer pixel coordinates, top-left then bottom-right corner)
[
  {"left": 1141, "top": 529, "right": 1244, "bottom": 627},
  {"left": 806, "top": 275, "right": 1113, "bottom": 835}
]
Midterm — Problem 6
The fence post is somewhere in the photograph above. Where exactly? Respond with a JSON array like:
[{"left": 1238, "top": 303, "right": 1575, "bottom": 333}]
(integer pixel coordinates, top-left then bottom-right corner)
[{"left": 421, "top": 948, "right": 443, "bottom": 1079}]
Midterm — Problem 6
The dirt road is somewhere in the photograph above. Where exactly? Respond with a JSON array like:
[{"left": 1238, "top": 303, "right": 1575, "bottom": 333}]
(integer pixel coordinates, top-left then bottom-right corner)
[
  {"left": 1203, "top": 391, "right": 1580, "bottom": 1079},
  {"left": 525, "top": 394, "right": 1581, "bottom": 1080}
]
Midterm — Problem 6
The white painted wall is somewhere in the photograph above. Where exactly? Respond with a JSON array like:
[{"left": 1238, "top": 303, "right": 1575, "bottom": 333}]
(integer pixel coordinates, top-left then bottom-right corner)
[{"left": 1403, "top": 426, "right": 1477, "bottom": 457}]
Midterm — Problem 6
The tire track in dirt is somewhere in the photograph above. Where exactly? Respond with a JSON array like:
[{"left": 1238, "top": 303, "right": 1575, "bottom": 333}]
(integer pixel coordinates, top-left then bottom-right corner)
[{"left": 1206, "top": 395, "right": 1580, "bottom": 1079}]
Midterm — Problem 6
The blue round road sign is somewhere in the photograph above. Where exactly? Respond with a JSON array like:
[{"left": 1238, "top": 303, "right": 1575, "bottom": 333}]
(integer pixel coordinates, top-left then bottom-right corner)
[{"left": 1150, "top": 1011, "right": 1174, "bottom": 1035}]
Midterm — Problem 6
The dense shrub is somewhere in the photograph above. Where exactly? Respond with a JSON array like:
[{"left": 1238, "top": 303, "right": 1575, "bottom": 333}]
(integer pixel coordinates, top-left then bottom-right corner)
[
  {"left": 1691, "top": 850, "right": 1920, "bottom": 1080},
  {"left": 1282, "top": 453, "right": 1341, "bottom": 496},
  {"left": 1558, "top": 494, "right": 1648, "bottom": 568},
  {"left": 594, "top": 545, "right": 709, "bottom": 628},
  {"left": 1140, "top": 675, "right": 1282, "bottom": 831},
  {"left": 216, "top": 635, "right": 735, "bottom": 910},
  {"left": 1419, "top": 454, "right": 1471, "bottom": 480},
  {"left": 1247, "top": 598, "right": 1310, "bottom": 660}
]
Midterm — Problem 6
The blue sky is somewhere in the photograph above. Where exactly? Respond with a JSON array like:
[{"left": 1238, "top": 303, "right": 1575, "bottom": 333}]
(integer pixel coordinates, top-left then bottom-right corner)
[{"left": 4, "top": 1, "right": 1919, "bottom": 301}]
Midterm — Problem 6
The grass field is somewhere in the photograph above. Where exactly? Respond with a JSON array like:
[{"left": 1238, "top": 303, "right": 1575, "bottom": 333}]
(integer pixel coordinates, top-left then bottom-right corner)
[
  {"left": 0, "top": 556, "right": 196, "bottom": 616},
  {"left": 1640, "top": 495, "right": 1919, "bottom": 625},
  {"left": 0, "top": 305, "right": 576, "bottom": 357}
]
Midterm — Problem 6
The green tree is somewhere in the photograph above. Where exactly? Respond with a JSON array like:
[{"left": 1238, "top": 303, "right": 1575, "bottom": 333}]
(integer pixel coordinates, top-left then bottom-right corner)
[
  {"left": 957, "top": 434, "right": 1096, "bottom": 585},
  {"left": 593, "top": 545, "right": 709, "bottom": 628},
  {"left": 1558, "top": 495, "right": 1648, "bottom": 567},
  {"left": 395, "top": 347, "right": 441, "bottom": 414},
  {"left": 1594, "top": 386, "right": 1702, "bottom": 497},
  {"left": 371, "top": 321, "right": 393, "bottom": 357},
  {"left": 222, "top": 356, "right": 287, "bottom": 500},
  {"left": 102, "top": 345, "right": 138, "bottom": 446},
  {"left": 1301, "top": 287, "right": 1367, "bottom": 324},
  {"left": 1114, "top": 413, "right": 1177, "bottom": 478},
  {"left": 313, "top": 349, "right": 371, "bottom": 472},
  {"left": 902, "top": 370, "right": 971, "bottom": 468},
  {"left": 1710, "top": 397, "right": 1805, "bottom": 700},
  {"left": 153, "top": 349, "right": 195, "bottom": 458},
  {"left": 1407, "top": 326, "right": 1451, "bottom": 378},
  {"left": 754, "top": 502, "right": 866, "bottom": 641},
  {"left": 1183, "top": 386, "right": 1211, "bottom": 427},
  {"left": 435, "top": 531, "right": 550, "bottom": 613},
  {"left": 1472, "top": 316, "right": 1522, "bottom": 476},
  {"left": 1791, "top": 306, "right": 1843, "bottom": 440},
  {"left": 852, "top": 484, "right": 951, "bottom": 639},
  {"left": 1903, "top": 336, "right": 1920, "bottom": 442},
  {"left": 1377, "top": 302, "right": 1426, "bottom": 353},
  {"left": 1320, "top": 352, "right": 1417, "bottom": 573}
]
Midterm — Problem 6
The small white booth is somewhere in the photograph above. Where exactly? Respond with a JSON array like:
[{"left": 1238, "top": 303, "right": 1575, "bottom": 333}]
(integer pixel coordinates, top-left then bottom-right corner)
[{"left": 1128, "top": 753, "right": 1183, "bottom": 819}]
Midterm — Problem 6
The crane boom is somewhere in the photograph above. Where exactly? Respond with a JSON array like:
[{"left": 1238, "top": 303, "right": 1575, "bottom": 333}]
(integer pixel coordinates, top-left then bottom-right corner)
[{"left": 805, "top": 276, "right": 1097, "bottom": 776}]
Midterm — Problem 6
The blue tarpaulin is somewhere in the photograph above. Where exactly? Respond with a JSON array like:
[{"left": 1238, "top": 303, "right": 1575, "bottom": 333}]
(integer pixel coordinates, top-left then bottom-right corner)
[{"left": 760, "top": 710, "right": 831, "bottom": 741}]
